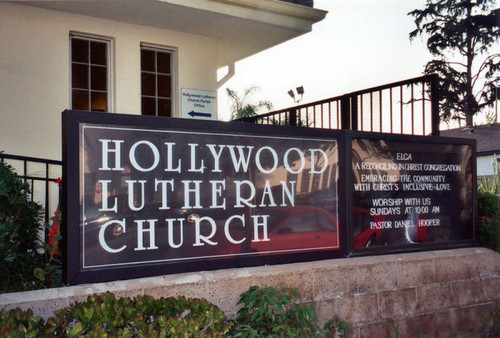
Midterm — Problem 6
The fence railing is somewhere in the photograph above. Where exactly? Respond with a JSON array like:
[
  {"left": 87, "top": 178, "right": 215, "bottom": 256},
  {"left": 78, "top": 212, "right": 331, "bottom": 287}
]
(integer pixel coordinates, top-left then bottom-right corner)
[
  {"left": 236, "top": 74, "right": 440, "bottom": 136},
  {"left": 0, "top": 154, "right": 62, "bottom": 229}
]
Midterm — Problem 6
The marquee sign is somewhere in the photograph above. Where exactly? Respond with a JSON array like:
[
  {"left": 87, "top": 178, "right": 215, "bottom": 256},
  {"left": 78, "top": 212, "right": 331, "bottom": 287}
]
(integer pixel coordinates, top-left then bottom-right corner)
[
  {"left": 349, "top": 134, "right": 475, "bottom": 253},
  {"left": 63, "top": 111, "right": 476, "bottom": 285},
  {"left": 63, "top": 111, "right": 344, "bottom": 284}
]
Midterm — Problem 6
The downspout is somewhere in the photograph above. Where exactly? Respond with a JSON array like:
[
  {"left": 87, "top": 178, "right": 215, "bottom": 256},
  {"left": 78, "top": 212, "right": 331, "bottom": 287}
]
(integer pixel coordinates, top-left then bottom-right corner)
[{"left": 217, "top": 63, "right": 235, "bottom": 89}]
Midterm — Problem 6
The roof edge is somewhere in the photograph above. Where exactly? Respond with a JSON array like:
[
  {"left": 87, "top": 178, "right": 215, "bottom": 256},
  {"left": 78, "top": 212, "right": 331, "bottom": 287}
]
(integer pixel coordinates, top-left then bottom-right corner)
[{"left": 160, "top": 0, "right": 327, "bottom": 22}]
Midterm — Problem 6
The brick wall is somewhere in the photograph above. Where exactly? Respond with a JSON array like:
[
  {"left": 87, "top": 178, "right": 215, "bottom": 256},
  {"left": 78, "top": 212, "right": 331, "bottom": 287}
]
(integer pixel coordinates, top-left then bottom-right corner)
[{"left": 0, "top": 247, "right": 498, "bottom": 336}]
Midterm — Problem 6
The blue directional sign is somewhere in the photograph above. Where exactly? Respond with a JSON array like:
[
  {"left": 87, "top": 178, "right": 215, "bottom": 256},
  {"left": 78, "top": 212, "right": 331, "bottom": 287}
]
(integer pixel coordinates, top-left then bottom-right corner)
[{"left": 188, "top": 111, "right": 212, "bottom": 118}]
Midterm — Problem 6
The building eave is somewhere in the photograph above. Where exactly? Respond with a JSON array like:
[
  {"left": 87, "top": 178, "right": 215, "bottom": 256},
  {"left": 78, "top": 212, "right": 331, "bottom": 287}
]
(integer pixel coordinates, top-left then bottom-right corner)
[{"left": 9, "top": 0, "right": 327, "bottom": 67}]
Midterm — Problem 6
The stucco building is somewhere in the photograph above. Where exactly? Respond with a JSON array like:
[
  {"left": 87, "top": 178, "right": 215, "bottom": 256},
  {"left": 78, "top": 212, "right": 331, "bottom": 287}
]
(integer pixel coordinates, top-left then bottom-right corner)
[
  {"left": 0, "top": 0, "right": 326, "bottom": 161},
  {"left": 441, "top": 123, "right": 500, "bottom": 179}
]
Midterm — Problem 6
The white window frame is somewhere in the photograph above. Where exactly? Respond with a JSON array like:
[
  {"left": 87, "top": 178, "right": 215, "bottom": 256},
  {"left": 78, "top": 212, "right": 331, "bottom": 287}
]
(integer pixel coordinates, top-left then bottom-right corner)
[{"left": 70, "top": 32, "right": 115, "bottom": 113}]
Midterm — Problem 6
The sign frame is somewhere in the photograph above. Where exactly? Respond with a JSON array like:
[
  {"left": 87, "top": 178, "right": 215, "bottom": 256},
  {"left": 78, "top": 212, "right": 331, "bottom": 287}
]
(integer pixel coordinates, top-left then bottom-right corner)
[
  {"left": 345, "top": 131, "right": 477, "bottom": 256},
  {"left": 62, "top": 110, "right": 348, "bottom": 285}
]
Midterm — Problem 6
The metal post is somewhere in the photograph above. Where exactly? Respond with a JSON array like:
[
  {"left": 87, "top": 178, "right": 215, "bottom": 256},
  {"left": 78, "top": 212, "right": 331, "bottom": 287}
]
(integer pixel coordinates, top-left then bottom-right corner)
[
  {"left": 430, "top": 74, "right": 440, "bottom": 136},
  {"left": 341, "top": 95, "right": 351, "bottom": 130},
  {"left": 290, "top": 108, "right": 297, "bottom": 126},
  {"left": 351, "top": 95, "right": 358, "bottom": 131}
]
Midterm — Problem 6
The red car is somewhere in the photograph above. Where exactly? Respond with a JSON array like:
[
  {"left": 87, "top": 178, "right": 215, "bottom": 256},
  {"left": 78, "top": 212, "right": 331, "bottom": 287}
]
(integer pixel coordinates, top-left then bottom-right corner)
[
  {"left": 352, "top": 207, "right": 385, "bottom": 248},
  {"left": 250, "top": 206, "right": 340, "bottom": 254}
]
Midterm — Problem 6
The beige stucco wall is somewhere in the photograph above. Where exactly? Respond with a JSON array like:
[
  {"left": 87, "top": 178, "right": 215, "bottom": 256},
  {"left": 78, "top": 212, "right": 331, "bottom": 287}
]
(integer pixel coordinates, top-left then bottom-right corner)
[
  {"left": 1, "top": 247, "right": 499, "bottom": 336},
  {"left": 0, "top": 2, "right": 218, "bottom": 161}
]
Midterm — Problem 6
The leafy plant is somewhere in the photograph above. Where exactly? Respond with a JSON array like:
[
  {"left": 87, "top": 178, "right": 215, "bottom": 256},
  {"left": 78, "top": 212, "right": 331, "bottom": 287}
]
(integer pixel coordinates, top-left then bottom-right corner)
[
  {"left": 482, "top": 307, "right": 500, "bottom": 337},
  {"left": 477, "top": 190, "right": 500, "bottom": 251},
  {"left": 227, "top": 86, "right": 273, "bottom": 120},
  {"left": 477, "top": 160, "right": 500, "bottom": 251},
  {"left": 231, "top": 285, "right": 350, "bottom": 337},
  {"left": 0, "top": 160, "right": 59, "bottom": 292},
  {"left": 478, "top": 160, "right": 500, "bottom": 195},
  {"left": 44, "top": 292, "right": 231, "bottom": 336},
  {"left": 0, "top": 308, "right": 45, "bottom": 337}
]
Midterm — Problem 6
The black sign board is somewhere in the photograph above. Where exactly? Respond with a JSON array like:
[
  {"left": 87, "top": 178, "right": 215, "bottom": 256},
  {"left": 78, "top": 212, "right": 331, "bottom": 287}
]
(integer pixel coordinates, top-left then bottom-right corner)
[
  {"left": 63, "top": 111, "right": 476, "bottom": 285},
  {"left": 63, "top": 111, "right": 346, "bottom": 284},
  {"left": 349, "top": 133, "right": 476, "bottom": 253}
]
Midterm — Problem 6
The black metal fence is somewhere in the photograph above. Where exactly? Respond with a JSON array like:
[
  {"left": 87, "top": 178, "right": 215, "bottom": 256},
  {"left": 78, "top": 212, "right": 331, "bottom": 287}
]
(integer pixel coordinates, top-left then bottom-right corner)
[
  {"left": 0, "top": 153, "right": 62, "bottom": 226},
  {"left": 0, "top": 76, "right": 438, "bottom": 225},
  {"left": 236, "top": 74, "right": 440, "bottom": 136}
]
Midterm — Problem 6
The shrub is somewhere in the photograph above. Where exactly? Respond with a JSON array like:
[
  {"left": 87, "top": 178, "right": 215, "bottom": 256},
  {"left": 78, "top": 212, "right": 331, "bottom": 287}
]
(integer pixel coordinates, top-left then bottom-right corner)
[
  {"left": 478, "top": 160, "right": 500, "bottom": 195},
  {"left": 477, "top": 161, "right": 500, "bottom": 251},
  {"left": 231, "top": 285, "right": 350, "bottom": 337},
  {"left": 0, "top": 161, "right": 58, "bottom": 292},
  {"left": 0, "top": 308, "right": 45, "bottom": 337},
  {"left": 44, "top": 292, "right": 231, "bottom": 336},
  {"left": 482, "top": 307, "right": 500, "bottom": 337}
]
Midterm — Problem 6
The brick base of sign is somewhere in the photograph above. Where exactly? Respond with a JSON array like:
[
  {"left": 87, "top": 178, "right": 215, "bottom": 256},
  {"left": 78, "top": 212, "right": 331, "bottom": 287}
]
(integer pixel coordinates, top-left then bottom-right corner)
[{"left": 1, "top": 247, "right": 499, "bottom": 336}]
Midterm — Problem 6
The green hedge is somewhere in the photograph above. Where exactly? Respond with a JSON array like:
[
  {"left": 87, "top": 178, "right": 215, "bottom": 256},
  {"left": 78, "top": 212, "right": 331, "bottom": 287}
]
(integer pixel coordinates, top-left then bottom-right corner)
[
  {"left": 2, "top": 292, "right": 231, "bottom": 337},
  {"left": 0, "top": 160, "right": 59, "bottom": 293},
  {"left": 0, "top": 288, "right": 350, "bottom": 337},
  {"left": 477, "top": 162, "right": 500, "bottom": 251}
]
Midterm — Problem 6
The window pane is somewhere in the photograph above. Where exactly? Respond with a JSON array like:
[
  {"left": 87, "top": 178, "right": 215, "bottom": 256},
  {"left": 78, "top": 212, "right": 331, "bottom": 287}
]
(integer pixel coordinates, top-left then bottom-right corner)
[
  {"left": 72, "top": 63, "right": 88, "bottom": 89},
  {"left": 158, "top": 98, "right": 172, "bottom": 117},
  {"left": 141, "top": 72, "right": 156, "bottom": 96},
  {"left": 91, "top": 91, "right": 107, "bottom": 112},
  {"left": 90, "top": 41, "right": 107, "bottom": 66},
  {"left": 142, "top": 97, "right": 156, "bottom": 116},
  {"left": 157, "top": 74, "right": 171, "bottom": 98},
  {"left": 72, "top": 38, "right": 88, "bottom": 63},
  {"left": 72, "top": 90, "right": 89, "bottom": 110},
  {"left": 157, "top": 52, "right": 171, "bottom": 74},
  {"left": 141, "top": 46, "right": 175, "bottom": 117},
  {"left": 141, "top": 49, "right": 155, "bottom": 72},
  {"left": 91, "top": 65, "right": 107, "bottom": 91}
]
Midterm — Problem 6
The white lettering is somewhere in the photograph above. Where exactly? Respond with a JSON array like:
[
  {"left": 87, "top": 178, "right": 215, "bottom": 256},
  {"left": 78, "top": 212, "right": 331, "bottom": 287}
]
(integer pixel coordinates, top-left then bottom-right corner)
[
  {"left": 99, "top": 219, "right": 126, "bottom": 253},
  {"left": 129, "top": 140, "right": 159, "bottom": 172}
]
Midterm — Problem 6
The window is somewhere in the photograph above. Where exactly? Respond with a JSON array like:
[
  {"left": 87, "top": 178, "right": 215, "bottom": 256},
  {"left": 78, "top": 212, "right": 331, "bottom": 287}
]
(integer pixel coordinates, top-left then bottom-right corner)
[
  {"left": 70, "top": 34, "right": 111, "bottom": 112},
  {"left": 141, "top": 44, "right": 176, "bottom": 117}
]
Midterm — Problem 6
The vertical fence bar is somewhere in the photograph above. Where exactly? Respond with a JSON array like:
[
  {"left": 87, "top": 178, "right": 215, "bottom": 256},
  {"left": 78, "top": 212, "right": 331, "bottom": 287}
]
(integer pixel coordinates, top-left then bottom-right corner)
[
  {"left": 290, "top": 108, "right": 297, "bottom": 126},
  {"left": 313, "top": 106, "right": 316, "bottom": 127},
  {"left": 400, "top": 85, "right": 404, "bottom": 134},
  {"left": 351, "top": 95, "right": 358, "bottom": 131},
  {"left": 390, "top": 87, "right": 393, "bottom": 133},
  {"left": 328, "top": 102, "right": 332, "bottom": 129},
  {"left": 320, "top": 104, "right": 324, "bottom": 128},
  {"left": 341, "top": 95, "right": 350, "bottom": 130},
  {"left": 422, "top": 80, "right": 426, "bottom": 135},
  {"left": 430, "top": 74, "right": 440, "bottom": 136},
  {"left": 370, "top": 92, "right": 373, "bottom": 132},
  {"left": 379, "top": 90, "right": 383, "bottom": 132},
  {"left": 336, "top": 101, "right": 339, "bottom": 129},
  {"left": 45, "top": 162, "right": 50, "bottom": 241},
  {"left": 411, "top": 83, "right": 414, "bottom": 135},
  {"left": 359, "top": 94, "right": 364, "bottom": 131},
  {"left": 23, "top": 160, "right": 28, "bottom": 184}
]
